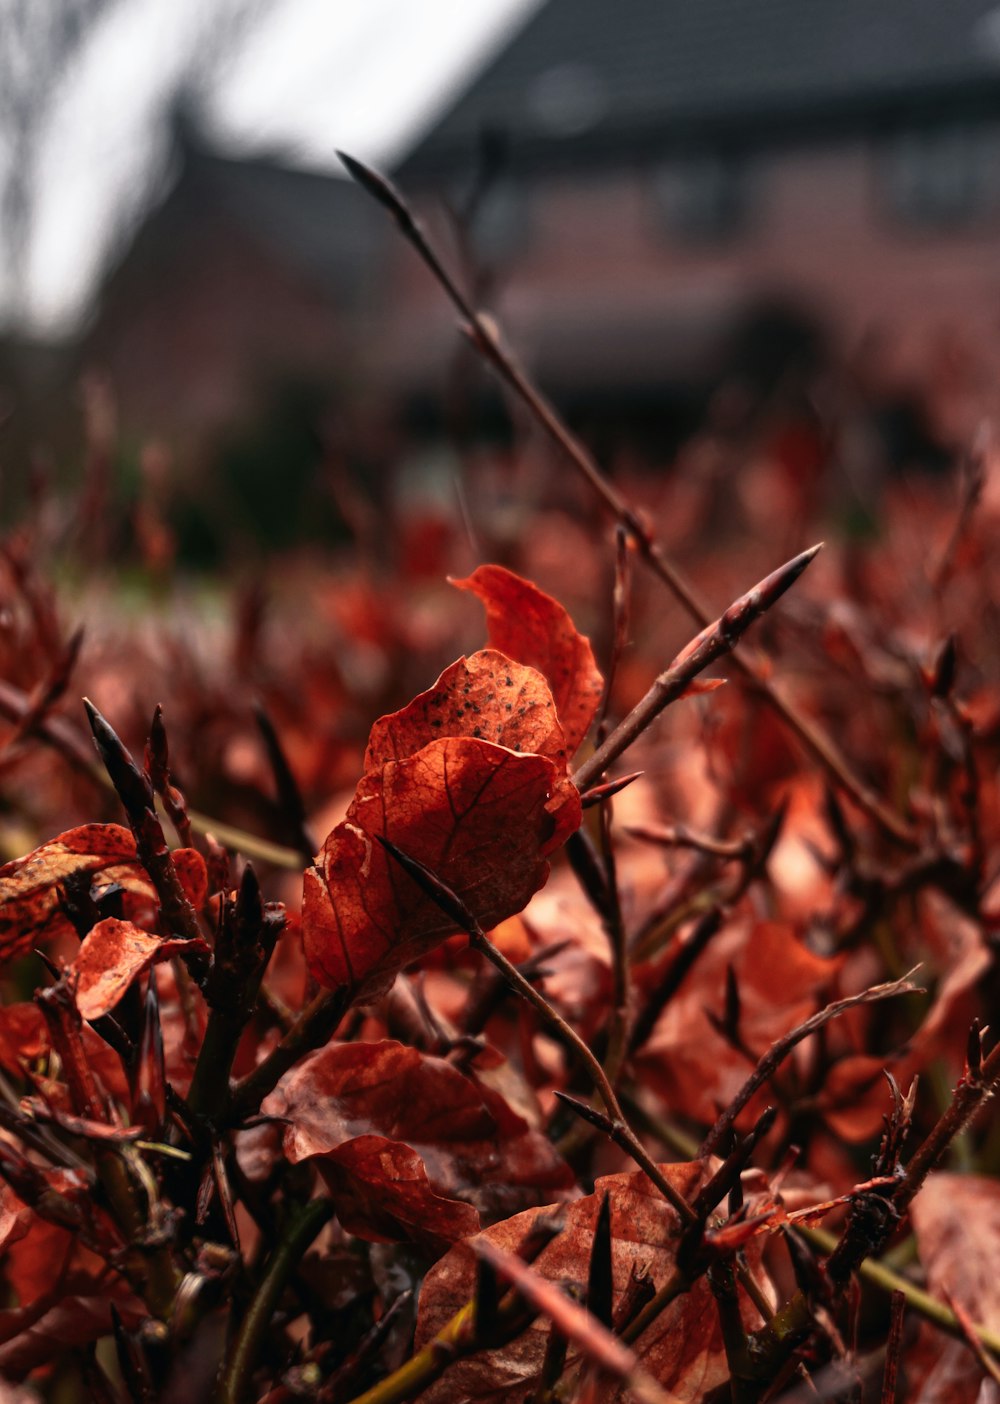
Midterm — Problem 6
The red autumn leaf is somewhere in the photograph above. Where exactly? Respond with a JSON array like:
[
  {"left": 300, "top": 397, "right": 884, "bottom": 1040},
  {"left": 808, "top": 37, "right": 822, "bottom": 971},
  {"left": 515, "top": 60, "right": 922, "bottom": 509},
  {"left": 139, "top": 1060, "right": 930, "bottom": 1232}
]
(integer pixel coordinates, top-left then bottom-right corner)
[
  {"left": 474, "top": 1241, "right": 676, "bottom": 1404},
  {"left": 303, "top": 735, "right": 580, "bottom": 1000},
  {"left": 908, "top": 1173, "right": 1000, "bottom": 1404},
  {"left": 265, "top": 1039, "right": 572, "bottom": 1236},
  {"left": 365, "top": 650, "right": 570, "bottom": 772},
  {"left": 0, "top": 1002, "right": 130, "bottom": 1101},
  {"left": 0, "top": 1293, "right": 146, "bottom": 1380},
  {"left": 415, "top": 1162, "right": 770, "bottom": 1403},
  {"left": 318, "top": 1136, "right": 480, "bottom": 1251},
  {"left": 634, "top": 919, "right": 841, "bottom": 1128},
  {"left": 68, "top": 917, "right": 208, "bottom": 1021},
  {"left": 0, "top": 824, "right": 207, "bottom": 965},
  {"left": 0, "top": 1173, "right": 136, "bottom": 1336},
  {"left": 0, "top": 1379, "right": 40, "bottom": 1402},
  {"left": 451, "top": 565, "right": 603, "bottom": 755}
]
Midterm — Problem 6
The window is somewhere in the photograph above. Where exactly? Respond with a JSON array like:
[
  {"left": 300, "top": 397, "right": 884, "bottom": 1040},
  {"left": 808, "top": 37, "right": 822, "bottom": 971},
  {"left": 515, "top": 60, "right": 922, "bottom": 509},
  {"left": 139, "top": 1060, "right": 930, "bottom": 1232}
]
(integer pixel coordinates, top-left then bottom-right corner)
[
  {"left": 881, "top": 125, "right": 997, "bottom": 230},
  {"left": 649, "top": 154, "right": 748, "bottom": 244}
]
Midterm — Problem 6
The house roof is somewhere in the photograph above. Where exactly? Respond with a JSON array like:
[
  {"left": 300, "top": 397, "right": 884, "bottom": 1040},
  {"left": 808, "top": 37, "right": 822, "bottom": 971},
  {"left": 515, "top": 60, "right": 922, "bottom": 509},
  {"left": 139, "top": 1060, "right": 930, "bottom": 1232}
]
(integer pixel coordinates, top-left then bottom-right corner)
[
  {"left": 400, "top": 0, "right": 1000, "bottom": 179},
  {"left": 89, "top": 116, "right": 385, "bottom": 332},
  {"left": 176, "top": 138, "right": 385, "bottom": 304}
]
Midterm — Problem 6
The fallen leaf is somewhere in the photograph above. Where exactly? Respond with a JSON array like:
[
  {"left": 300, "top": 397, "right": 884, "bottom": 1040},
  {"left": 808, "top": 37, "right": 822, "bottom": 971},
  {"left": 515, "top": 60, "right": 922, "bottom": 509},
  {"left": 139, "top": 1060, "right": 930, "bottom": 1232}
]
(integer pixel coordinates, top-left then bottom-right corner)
[{"left": 451, "top": 566, "right": 603, "bottom": 755}]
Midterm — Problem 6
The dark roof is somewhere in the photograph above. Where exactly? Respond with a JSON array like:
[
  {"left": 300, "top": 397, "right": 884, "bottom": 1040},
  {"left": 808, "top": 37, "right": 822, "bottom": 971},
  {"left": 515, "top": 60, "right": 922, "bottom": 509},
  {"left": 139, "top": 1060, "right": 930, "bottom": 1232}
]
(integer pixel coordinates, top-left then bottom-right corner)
[
  {"left": 401, "top": 0, "right": 1000, "bottom": 178},
  {"left": 181, "top": 140, "right": 385, "bottom": 300},
  {"left": 89, "top": 114, "right": 385, "bottom": 330}
]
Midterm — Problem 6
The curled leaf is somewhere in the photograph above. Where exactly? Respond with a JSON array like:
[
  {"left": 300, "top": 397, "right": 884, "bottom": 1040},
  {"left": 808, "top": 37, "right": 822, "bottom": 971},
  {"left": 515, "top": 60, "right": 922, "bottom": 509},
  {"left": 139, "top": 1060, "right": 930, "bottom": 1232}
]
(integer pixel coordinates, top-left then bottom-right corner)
[
  {"left": 68, "top": 918, "right": 209, "bottom": 1021},
  {"left": 451, "top": 566, "right": 603, "bottom": 755},
  {"left": 317, "top": 1135, "right": 480, "bottom": 1252},
  {"left": 265, "top": 1039, "right": 572, "bottom": 1228},
  {"left": 304, "top": 736, "right": 580, "bottom": 1000},
  {"left": 0, "top": 824, "right": 207, "bottom": 965},
  {"left": 365, "top": 650, "right": 570, "bottom": 771}
]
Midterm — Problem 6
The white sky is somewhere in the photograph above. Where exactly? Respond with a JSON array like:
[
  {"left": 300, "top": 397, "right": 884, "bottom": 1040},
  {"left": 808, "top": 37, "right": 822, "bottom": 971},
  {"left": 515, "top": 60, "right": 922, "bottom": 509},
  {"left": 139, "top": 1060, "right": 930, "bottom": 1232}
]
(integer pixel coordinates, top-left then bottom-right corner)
[{"left": 18, "top": 0, "right": 541, "bottom": 334}]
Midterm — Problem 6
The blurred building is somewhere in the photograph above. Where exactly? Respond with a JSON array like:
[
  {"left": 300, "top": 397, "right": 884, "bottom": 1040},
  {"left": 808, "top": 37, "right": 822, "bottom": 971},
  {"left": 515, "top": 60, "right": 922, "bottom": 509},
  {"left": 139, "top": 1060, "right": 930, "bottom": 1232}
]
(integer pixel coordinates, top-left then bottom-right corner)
[
  {"left": 8, "top": 0, "right": 1000, "bottom": 508},
  {"left": 384, "top": 0, "right": 1000, "bottom": 451},
  {"left": 85, "top": 113, "right": 387, "bottom": 456}
]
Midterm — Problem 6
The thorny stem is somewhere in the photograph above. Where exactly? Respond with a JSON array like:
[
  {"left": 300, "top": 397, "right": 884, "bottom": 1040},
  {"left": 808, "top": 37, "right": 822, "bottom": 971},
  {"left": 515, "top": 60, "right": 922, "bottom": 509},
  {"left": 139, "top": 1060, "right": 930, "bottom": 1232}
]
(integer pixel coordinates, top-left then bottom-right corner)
[
  {"left": 218, "top": 1195, "right": 333, "bottom": 1404},
  {"left": 880, "top": 1291, "right": 906, "bottom": 1404},
  {"left": 617, "top": 1097, "right": 1000, "bottom": 1361},
  {"left": 801, "top": 1226, "right": 1000, "bottom": 1361},
  {"left": 84, "top": 699, "right": 203, "bottom": 945},
  {"left": 597, "top": 800, "right": 629, "bottom": 1093},
  {"left": 895, "top": 1032, "right": 1000, "bottom": 1213},
  {"left": 186, "top": 868, "right": 285, "bottom": 1126},
  {"left": 572, "top": 543, "right": 823, "bottom": 794},
  {"left": 253, "top": 699, "right": 318, "bottom": 868},
  {"left": 339, "top": 152, "right": 918, "bottom": 850},
  {"left": 627, "top": 822, "right": 752, "bottom": 861},
  {"left": 620, "top": 1269, "right": 688, "bottom": 1347}
]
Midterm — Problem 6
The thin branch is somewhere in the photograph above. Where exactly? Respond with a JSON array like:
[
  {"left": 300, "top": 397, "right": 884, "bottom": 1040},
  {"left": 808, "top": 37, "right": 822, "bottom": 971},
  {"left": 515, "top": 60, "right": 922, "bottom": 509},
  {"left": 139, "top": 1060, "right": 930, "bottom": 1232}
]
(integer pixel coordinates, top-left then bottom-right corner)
[
  {"left": 700, "top": 970, "right": 923, "bottom": 1157},
  {"left": 572, "top": 543, "right": 822, "bottom": 793},
  {"left": 228, "top": 986, "right": 350, "bottom": 1123},
  {"left": 377, "top": 835, "right": 696, "bottom": 1225},
  {"left": 339, "top": 152, "right": 918, "bottom": 850},
  {"left": 800, "top": 1225, "right": 1000, "bottom": 1361},
  {"left": 894, "top": 1029, "right": 1000, "bottom": 1215},
  {"left": 880, "top": 1291, "right": 906, "bottom": 1404},
  {"left": 218, "top": 1196, "right": 334, "bottom": 1404},
  {"left": 626, "top": 823, "right": 752, "bottom": 861}
]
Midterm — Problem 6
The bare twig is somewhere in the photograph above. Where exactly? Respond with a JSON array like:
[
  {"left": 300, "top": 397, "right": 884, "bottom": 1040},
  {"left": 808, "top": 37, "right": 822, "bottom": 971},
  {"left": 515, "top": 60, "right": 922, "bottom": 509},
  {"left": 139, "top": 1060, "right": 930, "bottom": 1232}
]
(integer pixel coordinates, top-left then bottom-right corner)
[
  {"left": 700, "top": 970, "right": 922, "bottom": 1157},
  {"left": 377, "top": 835, "right": 696, "bottom": 1225},
  {"left": 880, "top": 1291, "right": 906, "bottom": 1404},
  {"left": 218, "top": 1196, "right": 334, "bottom": 1404},
  {"left": 228, "top": 986, "right": 350, "bottom": 1123},
  {"left": 626, "top": 823, "right": 752, "bottom": 861},
  {"left": 339, "top": 152, "right": 918, "bottom": 850},
  {"left": 572, "top": 544, "right": 822, "bottom": 793}
]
